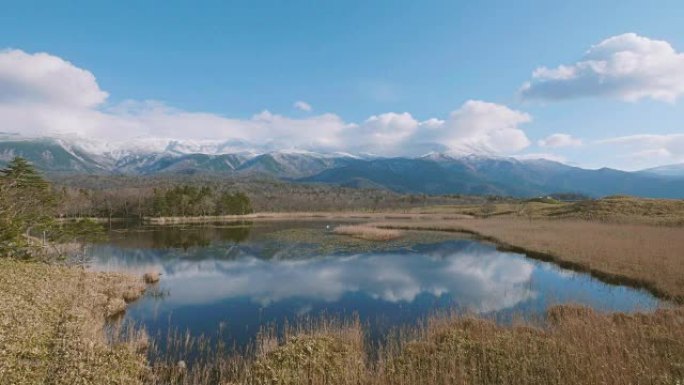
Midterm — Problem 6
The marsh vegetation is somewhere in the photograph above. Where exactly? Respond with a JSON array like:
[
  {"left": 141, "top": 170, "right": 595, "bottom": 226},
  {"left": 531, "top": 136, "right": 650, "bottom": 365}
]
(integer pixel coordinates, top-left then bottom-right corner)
[
  {"left": 144, "top": 305, "right": 684, "bottom": 385},
  {"left": 332, "top": 224, "right": 403, "bottom": 241},
  {"left": 0, "top": 259, "right": 149, "bottom": 385}
]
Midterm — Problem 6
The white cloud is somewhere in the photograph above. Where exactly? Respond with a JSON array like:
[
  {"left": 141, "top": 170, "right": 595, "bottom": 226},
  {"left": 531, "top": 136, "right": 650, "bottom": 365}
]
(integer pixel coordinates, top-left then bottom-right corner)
[
  {"left": 342, "top": 101, "right": 533, "bottom": 156},
  {"left": 520, "top": 33, "right": 684, "bottom": 102},
  {"left": 428, "top": 100, "right": 532, "bottom": 155},
  {"left": 349, "top": 112, "right": 419, "bottom": 154},
  {"left": 596, "top": 134, "right": 684, "bottom": 168},
  {"left": 293, "top": 100, "right": 312, "bottom": 112},
  {"left": 0, "top": 49, "right": 107, "bottom": 107},
  {"left": 538, "top": 133, "right": 582, "bottom": 148},
  {"left": 0, "top": 49, "right": 534, "bottom": 157}
]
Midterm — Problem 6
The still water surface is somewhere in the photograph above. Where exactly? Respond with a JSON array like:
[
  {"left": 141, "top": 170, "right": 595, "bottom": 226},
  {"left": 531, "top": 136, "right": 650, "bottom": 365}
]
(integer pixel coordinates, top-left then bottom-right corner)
[{"left": 86, "top": 221, "right": 661, "bottom": 350}]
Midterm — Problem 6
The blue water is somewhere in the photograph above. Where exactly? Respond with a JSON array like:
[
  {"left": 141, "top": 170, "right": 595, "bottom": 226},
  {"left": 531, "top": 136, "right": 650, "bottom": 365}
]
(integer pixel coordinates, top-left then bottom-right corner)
[{"left": 87, "top": 221, "right": 662, "bottom": 350}]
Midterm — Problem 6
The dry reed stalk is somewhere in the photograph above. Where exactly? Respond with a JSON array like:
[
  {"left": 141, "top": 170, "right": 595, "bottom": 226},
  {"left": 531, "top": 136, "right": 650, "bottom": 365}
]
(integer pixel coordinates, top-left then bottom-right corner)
[
  {"left": 0, "top": 259, "right": 149, "bottom": 385},
  {"left": 333, "top": 225, "right": 403, "bottom": 241},
  {"left": 374, "top": 305, "right": 684, "bottom": 385},
  {"left": 145, "top": 305, "right": 684, "bottom": 385}
]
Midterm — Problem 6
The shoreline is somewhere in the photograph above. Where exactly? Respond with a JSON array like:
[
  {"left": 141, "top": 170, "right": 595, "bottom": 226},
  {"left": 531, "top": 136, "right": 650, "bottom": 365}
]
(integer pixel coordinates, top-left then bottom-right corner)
[
  {"left": 113, "top": 212, "right": 684, "bottom": 304},
  {"left": 142, "top": 212, "right": 474, "bottom": 224},
  {"left": 71, "top": 211, "right": 684, "bottom": 304}
]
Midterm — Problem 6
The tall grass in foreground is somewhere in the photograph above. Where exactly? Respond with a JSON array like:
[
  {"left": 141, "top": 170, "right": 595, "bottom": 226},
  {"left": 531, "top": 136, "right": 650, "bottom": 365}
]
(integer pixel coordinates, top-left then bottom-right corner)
[
  {"left": 376, "top": 305, "right": 684, "bottom": 385},
  {"left": 148, "top": 318, "right": 366, "bottom": 385},
  {"left": 0, "top": 259, "right": 149, "bottom": 385},
  {"left": 146, "top": 305, "right": 684, "bottom": 385}
]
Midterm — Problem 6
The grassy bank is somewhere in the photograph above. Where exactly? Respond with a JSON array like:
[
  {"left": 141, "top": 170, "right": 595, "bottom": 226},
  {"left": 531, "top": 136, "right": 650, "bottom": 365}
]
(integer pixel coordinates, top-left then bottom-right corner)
[
  {"left": 0, "top": 259, "right": 149, "bottom": 385},
  {"left": 333, "top": 225, "right": 403, "bottom": 241}
]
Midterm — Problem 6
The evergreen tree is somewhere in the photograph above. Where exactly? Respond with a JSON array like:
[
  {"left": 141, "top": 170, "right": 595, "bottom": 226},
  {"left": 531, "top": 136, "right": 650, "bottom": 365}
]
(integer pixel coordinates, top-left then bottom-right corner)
[
  {"left": 1, "top": 157, "right": 50, "bottom": 190},
  {"left": 0, "top": 157, "right": 56, "bottom": 258}
]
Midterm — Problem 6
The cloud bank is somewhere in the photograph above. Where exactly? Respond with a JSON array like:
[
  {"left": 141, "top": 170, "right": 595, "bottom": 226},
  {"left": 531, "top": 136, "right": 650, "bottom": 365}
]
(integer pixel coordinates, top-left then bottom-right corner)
[
  {"left": 0, "top": 49, "right": 533, "bottom": 157},
  {"left": 596, "top": 134, "right": 684, "bottom": 168},
  {"left": 538, "top": 133, "right": 582, "bottom": 148},
  {"left": 3, "top": 44, "right": 681, "bottom": 169},
  {"left": 520, "top": 33, "right": 684, "bottom": 102}
]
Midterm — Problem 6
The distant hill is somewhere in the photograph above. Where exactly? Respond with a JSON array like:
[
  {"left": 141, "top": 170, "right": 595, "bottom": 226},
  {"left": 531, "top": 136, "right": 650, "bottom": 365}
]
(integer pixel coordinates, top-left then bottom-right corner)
[
  {"left": 1, "top": 138, "right": 683, "bottom": 198},
  {"left": 639, "top": 163, "right": 684, "bottom": 178},
  {"left": 301, "top": 155, "right": 684, "bottom": 198}
]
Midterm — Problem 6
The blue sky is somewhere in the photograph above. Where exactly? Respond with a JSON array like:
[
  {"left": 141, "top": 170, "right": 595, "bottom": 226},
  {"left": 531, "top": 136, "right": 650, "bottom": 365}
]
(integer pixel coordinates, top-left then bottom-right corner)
[{"left": 1, "top": 0, "right": 683, "bottom": 169}]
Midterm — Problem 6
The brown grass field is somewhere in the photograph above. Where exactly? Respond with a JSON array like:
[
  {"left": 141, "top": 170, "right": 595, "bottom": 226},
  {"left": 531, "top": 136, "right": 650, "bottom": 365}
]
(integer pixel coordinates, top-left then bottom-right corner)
[{"left": 0, "top": 260, "right": 149, "bottom": 385}]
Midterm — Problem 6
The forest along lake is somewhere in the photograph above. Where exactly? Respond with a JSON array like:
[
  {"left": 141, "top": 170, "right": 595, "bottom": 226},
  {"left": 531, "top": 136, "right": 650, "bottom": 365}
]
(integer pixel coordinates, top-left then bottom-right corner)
[{"left": 85, "top": 220, "right": 662, "bottom": 352}]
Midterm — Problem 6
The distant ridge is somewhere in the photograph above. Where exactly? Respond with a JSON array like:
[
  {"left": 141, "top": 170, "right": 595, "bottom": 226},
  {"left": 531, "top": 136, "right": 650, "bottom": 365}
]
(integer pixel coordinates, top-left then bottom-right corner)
[
  {"left": 639, "top": 163, "right": 684, "bottom": 178},
  {"left": 1, "top": 137, "right": 683, "bottom": 198}
]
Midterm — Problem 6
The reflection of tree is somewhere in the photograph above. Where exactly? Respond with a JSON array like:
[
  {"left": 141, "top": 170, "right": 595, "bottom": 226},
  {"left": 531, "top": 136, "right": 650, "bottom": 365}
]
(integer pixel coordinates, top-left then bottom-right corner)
[{"left": 150, "top": 224, "right": 252, "bottom": 250}]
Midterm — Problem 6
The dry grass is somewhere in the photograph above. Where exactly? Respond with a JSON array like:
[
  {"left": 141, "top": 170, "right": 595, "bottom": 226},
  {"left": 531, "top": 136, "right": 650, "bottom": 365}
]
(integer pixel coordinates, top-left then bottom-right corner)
[
  {"left": 375, "top": 305, "right": 684, "bottom": 385},
  {"left": 333, "top": 225, "right": 403, "bottom": 241},
  {"left": 143, "top": 271, "right": 161, "bottom": 284},
  {"left": 248, "top": 320, "right": 366, "bottom": 385},
  {"left": 538, "top": 196, "right": 684, "bottom": 225},
  {"left": 148, "top": 318, "right": 366, "bottom": 385},
  {"left": 413, "top": 196, "right": 684, "bottom": 226},
  {"left": 143, "top": 305, "right": 684, "bottom": 385},
  {"left": 0, "top": 259, "right": 149, "bottom": 385}
]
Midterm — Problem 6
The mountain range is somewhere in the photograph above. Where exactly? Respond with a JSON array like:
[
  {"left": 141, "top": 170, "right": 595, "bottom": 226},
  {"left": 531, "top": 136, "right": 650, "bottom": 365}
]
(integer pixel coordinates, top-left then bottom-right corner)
[{"left": 1, "top": 137, "right": 683, "bottom": 198}]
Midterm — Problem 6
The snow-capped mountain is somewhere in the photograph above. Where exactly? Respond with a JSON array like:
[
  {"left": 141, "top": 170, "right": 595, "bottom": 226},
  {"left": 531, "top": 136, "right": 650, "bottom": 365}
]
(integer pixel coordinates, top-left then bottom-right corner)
[{"left": 1, "top": 137, "right": 684, "bottom": 198}]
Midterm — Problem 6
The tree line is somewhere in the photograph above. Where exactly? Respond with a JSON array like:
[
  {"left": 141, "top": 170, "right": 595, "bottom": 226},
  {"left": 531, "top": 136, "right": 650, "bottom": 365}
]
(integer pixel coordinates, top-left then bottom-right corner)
[
  {"left": 52, "top": 174, "right": 489, "bottom": 218},
  {"left": 0, "top": 157, "right": 258, "bottom": 258},
  {"left": 151, "top": 185, "right": 253, "bottom": 217}
]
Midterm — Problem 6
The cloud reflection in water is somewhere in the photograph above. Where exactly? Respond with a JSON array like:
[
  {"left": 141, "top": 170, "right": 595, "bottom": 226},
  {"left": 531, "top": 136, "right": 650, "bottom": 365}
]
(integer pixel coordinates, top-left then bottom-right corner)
[{"left": 92, "top": 241, "right": 537, "bottom": 313}]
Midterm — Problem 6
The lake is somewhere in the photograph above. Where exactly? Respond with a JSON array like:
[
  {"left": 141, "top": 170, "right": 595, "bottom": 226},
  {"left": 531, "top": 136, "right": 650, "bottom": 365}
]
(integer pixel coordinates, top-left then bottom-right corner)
[{"left": 86, "top": 220, "right": 662, "bottom": 351}]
